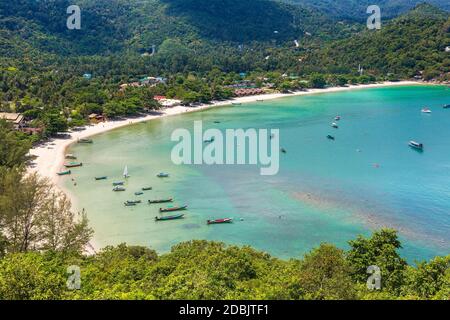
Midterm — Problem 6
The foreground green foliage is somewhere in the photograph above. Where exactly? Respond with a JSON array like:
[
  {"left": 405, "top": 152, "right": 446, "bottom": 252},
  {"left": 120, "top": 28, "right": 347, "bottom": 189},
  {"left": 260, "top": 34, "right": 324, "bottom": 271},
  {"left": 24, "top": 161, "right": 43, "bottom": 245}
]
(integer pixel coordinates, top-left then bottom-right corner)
[
  {"left": 0, "top": 231, "right": 448, "bottom": 300},
  {"left": 0, "top": 122, "right": 93, "bottom": 257}
]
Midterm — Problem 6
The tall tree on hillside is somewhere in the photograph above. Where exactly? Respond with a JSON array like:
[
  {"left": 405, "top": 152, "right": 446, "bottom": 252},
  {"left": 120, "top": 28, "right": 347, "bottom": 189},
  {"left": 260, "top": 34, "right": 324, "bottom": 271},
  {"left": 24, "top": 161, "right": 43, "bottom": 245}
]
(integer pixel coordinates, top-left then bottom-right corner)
[
  {"left": 346, "top": 229, "right": 407, "bottom": 294},
  {"left": 0, "top": 120, "right": 31, "bottom": 168},
  {"left": 0, "top": 171, "right": 93, "bottom": 254},
  {"left": 299, "top": 243, "right": 357, "bottom": 299}
]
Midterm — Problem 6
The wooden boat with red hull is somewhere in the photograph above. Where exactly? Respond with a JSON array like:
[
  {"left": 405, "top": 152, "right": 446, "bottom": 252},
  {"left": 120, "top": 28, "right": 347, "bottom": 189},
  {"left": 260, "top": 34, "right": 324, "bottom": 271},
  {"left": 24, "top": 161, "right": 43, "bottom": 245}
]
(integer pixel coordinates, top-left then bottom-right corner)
[
  {"left": 159, "top": 205, "right": 187, "bottom": 213},
  {"left": 207, "top": 218, "right": 233, "bottom": 225},
  {"left": 155, "top": 214, "right": 185, "bottom": 221}
]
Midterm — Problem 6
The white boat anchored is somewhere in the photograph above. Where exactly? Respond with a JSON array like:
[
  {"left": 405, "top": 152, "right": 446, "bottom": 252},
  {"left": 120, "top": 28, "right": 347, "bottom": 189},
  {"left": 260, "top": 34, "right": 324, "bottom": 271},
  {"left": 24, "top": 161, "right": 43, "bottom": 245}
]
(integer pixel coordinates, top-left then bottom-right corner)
[
  {"left": 409, "top": 141, "right": 424, "bottom": 150},
  {"left": 123, "top": 166, "right": 130, "bottom": 178}
]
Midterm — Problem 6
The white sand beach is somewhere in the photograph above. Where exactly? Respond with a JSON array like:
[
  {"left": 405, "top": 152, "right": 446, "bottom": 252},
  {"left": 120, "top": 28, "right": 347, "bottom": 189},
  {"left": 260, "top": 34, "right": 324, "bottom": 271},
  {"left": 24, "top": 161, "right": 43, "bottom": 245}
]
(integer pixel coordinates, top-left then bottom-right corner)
[{"left": 28, "top": 81, "right": 420, "bottom": 186}]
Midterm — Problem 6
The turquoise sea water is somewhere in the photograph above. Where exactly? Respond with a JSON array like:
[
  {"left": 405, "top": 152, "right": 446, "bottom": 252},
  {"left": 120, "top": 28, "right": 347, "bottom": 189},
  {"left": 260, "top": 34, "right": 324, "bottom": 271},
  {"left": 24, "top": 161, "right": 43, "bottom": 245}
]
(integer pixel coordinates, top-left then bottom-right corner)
[{"left": 64, "top": 85, "right": 450, "bottom": 262}]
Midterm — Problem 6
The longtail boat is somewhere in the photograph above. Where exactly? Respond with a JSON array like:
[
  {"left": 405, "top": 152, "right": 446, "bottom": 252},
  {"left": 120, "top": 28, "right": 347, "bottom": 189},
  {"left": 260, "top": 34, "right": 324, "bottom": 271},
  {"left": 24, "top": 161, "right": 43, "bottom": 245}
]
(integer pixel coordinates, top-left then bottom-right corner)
[
  {"left": 95, "top": 176, "right": 107, "bottom": 180},
  {"left": 134, "top": 191, "right": 144, "bottom": 196},
  {"left": 155, "top": 214, "right": 185, "bottom": 221},
  {"left": 159, "top": 205, "right": 187, "bottom": 213},
  {"left": 124, "top": 200, "right": 141, "bottom": 206},
  {"left": 64, "top": 162, "right": 83, "bottom": 168},
  {"left": 113, "top": 186, "right": 126, "bottom": 192},
  {"left": 113, "top": 181, "right": 125, "bottom": 186},
  {"left": 148, "top": 198, "right": 173, "bottom": 204},
  {"left": 207, "top": 218, "right": 233, "bottom": 225},
  {"left": 65, "top": 154, "right": 77, "bottom": 160},
  {"left": 124, "top": 202, "right": 137, "bottom": 207},
  {"left": 57, "top": 170, "right": 71, "bottom": 176},
  {"left": 126, "top": 200, "right": 142, "bottom": 205},
  {"left": 157, "top": 172, "right": 169, "bottom": 178},
  {"left": 78, "top": 138, "right": 93, "bottom": 144},
  {"left": 142, "top": 187, "right": 152, "bottom": 191}
]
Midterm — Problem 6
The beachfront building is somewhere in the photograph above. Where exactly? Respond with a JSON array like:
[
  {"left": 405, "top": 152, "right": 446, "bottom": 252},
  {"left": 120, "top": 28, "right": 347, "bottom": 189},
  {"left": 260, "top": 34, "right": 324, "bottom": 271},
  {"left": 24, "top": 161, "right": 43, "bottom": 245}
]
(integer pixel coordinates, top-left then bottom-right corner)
[
  {"left": 154, "top": 96, "right": 181, "bottom": 107},
  {"left": 0, "top": 112, "right": 43, "bottom": 135},
  {"left": 0, "top": 112, "right": 25, "bottom": 129},
  {"left": 21, "top": 127, "right": 43, "bottom": 135},
  {"left": 234, "top": 88, "right": 266, "bottom": 97},
  {"left": 224, "top": 80, "right": 257, "bottom": 90},
  {"left": 140, "top": 76, "right": 167, "bottom": 86},
  {"left": 119, "top": 76, "right": 167, "bottom": 91},
  {"left": 119, "top": 82, "right": 141, "bottom": 91},
  {"left": 88, "top": 113, "right": 105, "bottom": 124}
]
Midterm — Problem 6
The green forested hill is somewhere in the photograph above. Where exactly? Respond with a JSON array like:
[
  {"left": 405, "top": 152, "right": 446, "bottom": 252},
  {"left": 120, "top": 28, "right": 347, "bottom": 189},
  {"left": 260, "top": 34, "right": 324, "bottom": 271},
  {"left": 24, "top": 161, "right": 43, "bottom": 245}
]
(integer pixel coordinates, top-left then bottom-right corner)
[
  {"left": 0, "top": 0, "right": 349, "bottom": 57},
  {"left": 0, "top": 1, "right": 448, "bottom": 132},
  {"left": 302, "top": 4, "right": 450, "bottom": 79},
  {"left": 288, "top": 0, "right": 450, "bottom": 21}
]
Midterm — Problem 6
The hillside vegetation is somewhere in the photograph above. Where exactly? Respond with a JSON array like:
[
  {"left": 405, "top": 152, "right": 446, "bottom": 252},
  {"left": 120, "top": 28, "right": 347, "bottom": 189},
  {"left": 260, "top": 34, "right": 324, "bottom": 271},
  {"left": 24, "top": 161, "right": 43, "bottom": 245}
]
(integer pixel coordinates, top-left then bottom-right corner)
[
  {"left": 288, "top": 0, "right": 450, "bottom": 21},
  {"left": 302, "top": 4, "right": 450, "bottom": 79}
]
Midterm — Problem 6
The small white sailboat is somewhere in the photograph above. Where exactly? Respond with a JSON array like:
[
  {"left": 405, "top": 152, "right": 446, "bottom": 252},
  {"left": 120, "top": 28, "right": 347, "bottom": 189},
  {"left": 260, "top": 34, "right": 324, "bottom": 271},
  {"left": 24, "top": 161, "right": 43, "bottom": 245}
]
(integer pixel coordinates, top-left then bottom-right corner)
[{"left": 123, "top": 166, "right": 130, "bottom": 178}]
